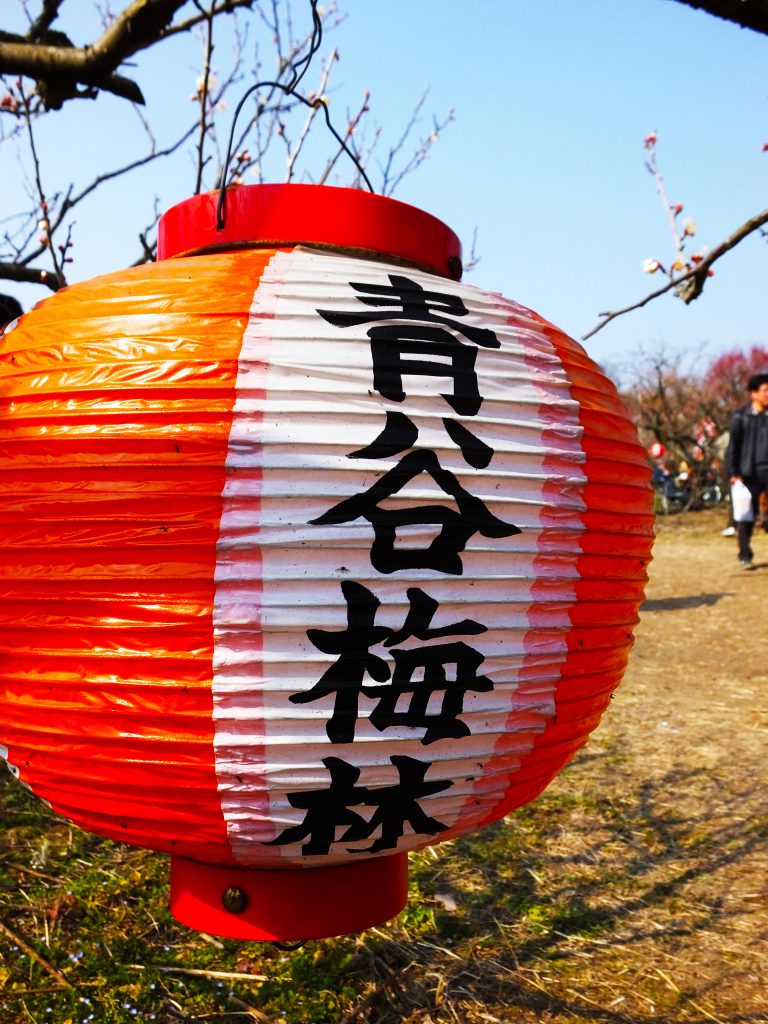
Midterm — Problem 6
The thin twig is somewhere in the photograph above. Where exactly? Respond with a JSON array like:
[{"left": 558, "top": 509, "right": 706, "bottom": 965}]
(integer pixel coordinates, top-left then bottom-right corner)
[
  {"left": 0, "top": 919, "right": 74, "bottom": 989},
  {"left": 285, "top": 49, "right": 337, "bottom": 182},
  {"left": 19, "top": 81, "right": 65, "bottom": 287},
  {"left": 1, "top": 861, "right": 61, "bottom": 883},
  {"left": 338, "top": 989, "right": 378, "bottom": 1024},
  {"left": 646, "top": 142, "right": 685, "bottom": 267},
  {"left": 193, "top": 0, "right": 216, "bottom": 195},
  {"left": 317, "top": 88, "right": 369, "bottom": 186},
  {"left": 583, "top": 207, "right": 768, "bottom": 340},
  {"left": 128, "top": 964, "right": 269, "bottom": 982}
]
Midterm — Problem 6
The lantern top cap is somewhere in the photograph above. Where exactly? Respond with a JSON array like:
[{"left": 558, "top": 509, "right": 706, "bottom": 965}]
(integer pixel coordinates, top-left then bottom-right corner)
[{"left": 157, "top": 184, "right": 463, "bottom": 280}]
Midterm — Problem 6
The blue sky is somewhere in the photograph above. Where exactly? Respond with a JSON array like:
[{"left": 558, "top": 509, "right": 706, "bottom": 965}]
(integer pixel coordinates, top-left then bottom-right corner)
[{"left": 1, "top": 0, "right": 765, "bottom": 375}]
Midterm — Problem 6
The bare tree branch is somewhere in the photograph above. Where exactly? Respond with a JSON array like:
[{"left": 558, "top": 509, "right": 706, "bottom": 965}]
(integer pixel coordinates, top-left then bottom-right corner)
[
  {"left": 670, "top": 0, "right": 768, "bottom": 35},
  {"left": 159, "top": 0, "right": 254, "bottom": 40},
  {"left": 83, "top": 0, "right": 190, "bottom": 70},
  {"left": 377, "top": 90, "right": 454, "bottom": 197},
  {"left": 64, "top": 123, "right": 198, "bottom": 213},
  {"left": 18, "top": 80, "right": 66, "bottom": 286},
  {"left": 317, "top": 88, "right": 369, "bottom": 186},
  {"left": 26, "top": 0, "right": 65, "bottom": 41},
  {"left": 286, "top": 50, "right": 337, "bottom": 182},
  {"left": 0, "top": 0, "right": 193, "bottom": 107},
  {"left": 0, "top": 260, "right": 60, "bottom": 290},
  {"left": 0, "top": 37, "right": 145, "bottom": 106},
  {"left": 583, "top": 207, "right": 768, "bottom": 340},
  {"left": 192, "top": 0, "right": 216, "bottom": 194}
]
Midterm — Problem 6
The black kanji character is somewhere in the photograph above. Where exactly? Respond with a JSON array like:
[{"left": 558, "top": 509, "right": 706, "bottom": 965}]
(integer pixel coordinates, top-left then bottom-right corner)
[
  {"left": 294, "top": 584, "right": 489, "bottom": 745},
  {"left": 442, "top": 417, "right": 494, "bottom": 469},
  {"left": 367, "top": 324, "right": 484, "bottom": 416},
  {"left": 265, "top": 754, "right": 452, "bottom": 856},
  {"left": 264, "top": 756, "right": 369, "bottom": 855},
  {"left": 384, "top": 586, "right": 486, "bottom": 646},
  {"left": 368, "top": 640, "right": 492, "bottom": 744},
  {"left": 292, "top": 580, "right": 391, "bottom": 744},
  {"left": 310, "top": 449, "right": 521, "bottom": 575},
  {"left": 350, "top": 755, "right": 451, "bottom": 854},
  {"left": 318, "top": 274, "right": 500, "bottom": 348},
  {"left": 318, "top": 275, "right": 500, "bottom": 416},
  {"left": 350, "top": 411, "right": 494, "bottom": 469},
  {"left": 349, "top": 410, "right": 419, "bottom": 460}
]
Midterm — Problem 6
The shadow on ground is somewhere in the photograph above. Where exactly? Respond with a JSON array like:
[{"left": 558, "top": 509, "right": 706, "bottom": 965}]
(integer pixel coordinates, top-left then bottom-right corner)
[{"left": 641, "top": 592, "right": 732, "bottom": 612}]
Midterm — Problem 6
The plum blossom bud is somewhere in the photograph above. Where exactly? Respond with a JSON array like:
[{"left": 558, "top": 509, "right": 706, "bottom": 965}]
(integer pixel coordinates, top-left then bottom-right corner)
[
  {"left": 682, "top": 217, "right": 697, "bottom": 237},
  {"left": 673, "top": 202, "right": 683, "bottom": 215},
  {"left": 642, "top": 258, "right": 661, "bottom": 274},
  {"left": 643, "top": 131, "right": 657, "bottom": 149}
]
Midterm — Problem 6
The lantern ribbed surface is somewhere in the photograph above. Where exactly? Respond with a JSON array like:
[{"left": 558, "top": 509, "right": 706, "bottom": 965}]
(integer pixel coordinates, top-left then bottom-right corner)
[{"left": 0, "top": 197, "right": 653, "bottom": 936}]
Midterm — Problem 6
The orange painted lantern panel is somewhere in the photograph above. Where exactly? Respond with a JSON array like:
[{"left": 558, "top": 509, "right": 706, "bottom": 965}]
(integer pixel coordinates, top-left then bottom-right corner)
[{"left": 0, "top": 186, "right": 653, "bottom": 940}]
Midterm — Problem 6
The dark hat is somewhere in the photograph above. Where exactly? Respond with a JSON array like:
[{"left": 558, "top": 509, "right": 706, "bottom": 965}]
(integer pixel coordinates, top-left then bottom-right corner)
[{"left": 747, "top": 371, "right": 768, "bottom": 392}]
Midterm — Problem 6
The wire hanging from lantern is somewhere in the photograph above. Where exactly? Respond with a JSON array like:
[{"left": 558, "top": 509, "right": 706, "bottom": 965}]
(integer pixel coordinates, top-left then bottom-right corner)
[{"left": 216, "top": 0, "right": 374, "bottom": 231}]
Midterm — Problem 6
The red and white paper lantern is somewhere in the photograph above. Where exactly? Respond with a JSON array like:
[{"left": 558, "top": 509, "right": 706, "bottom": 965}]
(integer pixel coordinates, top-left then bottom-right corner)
[{"left": 0, "top": 185, "right": 653, "bottom": 940}]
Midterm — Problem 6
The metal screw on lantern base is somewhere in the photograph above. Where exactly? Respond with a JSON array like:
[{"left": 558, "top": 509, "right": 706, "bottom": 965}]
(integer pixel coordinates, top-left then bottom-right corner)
[
  {"left": 222, "top": 887, "right": 249, "bottom": 915},
  {"left": 169, "top": 853, "right": 409, "bottom": 942}
]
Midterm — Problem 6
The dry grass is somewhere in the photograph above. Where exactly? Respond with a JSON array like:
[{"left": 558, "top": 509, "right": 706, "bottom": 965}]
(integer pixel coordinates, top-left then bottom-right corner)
[{"left": 1, "top": 507, "right": 767, "bottom": 1023}]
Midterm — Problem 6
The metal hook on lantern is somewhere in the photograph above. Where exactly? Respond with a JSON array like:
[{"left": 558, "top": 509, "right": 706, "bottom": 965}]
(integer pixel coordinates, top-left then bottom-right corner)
[
  {"left": 216, "top": 0, "right": 374, "bottom": 232},
  {"left": 272, "top": 939, "right": 307, "bottom": 952}
]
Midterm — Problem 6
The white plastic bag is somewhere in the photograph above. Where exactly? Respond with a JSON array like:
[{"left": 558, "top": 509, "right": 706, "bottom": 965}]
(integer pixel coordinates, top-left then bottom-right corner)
[{"left": 731, "top": 479, "right": 754, "bottom": 522}]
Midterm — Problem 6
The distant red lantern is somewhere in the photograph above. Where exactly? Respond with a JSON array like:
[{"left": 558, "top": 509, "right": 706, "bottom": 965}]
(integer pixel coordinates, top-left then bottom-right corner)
[
  {"left": 0, "top": 185, "right": 653, "bottom": 941},
  {"left": 650, "top": 441, "right": 665, "bottom": 459}
]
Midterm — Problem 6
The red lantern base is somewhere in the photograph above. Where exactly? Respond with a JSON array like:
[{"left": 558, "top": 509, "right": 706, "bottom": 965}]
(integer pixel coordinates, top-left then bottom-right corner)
[{"left": 169, "top": 853, "right": 409, "bottom": 941}]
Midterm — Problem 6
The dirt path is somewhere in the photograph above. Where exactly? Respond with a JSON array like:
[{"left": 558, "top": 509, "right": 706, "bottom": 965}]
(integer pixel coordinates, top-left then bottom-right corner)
[{"left": 537, "top": 510, "right": 768, "bottom": 1020}]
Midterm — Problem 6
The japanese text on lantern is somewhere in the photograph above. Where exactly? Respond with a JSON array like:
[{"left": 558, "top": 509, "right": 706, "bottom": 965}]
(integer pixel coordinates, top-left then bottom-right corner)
[{"left": 269, "top": 273, "right": 521, "bottom": 856}]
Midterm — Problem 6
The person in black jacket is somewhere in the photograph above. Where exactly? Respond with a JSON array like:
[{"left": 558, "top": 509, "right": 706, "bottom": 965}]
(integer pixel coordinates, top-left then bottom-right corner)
[{"left": 726, "top": 371, "right": 768, "bottom": 569}]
